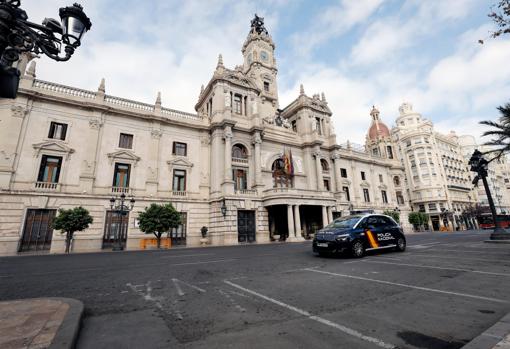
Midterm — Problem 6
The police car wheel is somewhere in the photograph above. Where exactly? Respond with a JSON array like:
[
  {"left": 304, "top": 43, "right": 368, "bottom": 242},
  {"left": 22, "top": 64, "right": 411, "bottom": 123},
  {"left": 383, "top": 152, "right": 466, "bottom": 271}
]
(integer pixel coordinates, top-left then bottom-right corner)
[
  {"left": 351, "top": 241, "right": 365, "bottom": 258},
  {"left": 396, "top": 237, "right": 406, "bottom": 252}
]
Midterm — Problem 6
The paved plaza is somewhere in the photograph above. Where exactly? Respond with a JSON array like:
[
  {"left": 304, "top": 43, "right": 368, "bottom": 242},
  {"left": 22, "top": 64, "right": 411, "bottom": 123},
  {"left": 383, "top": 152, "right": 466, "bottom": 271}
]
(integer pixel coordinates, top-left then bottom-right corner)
[{"left": 1, "top": 230, "right": 510, "bottom": 348}]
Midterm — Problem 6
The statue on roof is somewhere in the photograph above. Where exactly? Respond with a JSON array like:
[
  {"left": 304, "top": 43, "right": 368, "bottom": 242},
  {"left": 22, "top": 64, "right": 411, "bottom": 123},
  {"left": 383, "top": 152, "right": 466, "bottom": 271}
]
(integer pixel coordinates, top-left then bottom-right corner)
[{"left": 250, "top": 14, "right": 268, "bottom": 35}]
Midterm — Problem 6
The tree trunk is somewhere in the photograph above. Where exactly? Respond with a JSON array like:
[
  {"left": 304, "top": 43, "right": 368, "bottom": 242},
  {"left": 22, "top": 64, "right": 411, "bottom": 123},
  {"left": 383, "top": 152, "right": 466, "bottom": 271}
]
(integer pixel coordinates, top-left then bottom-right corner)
[
  {"left": 157, "top": 233, "right": 161, "bottom": 249},
  {"left": 65, "top": 231, "right": 73, "bottom": 254}
]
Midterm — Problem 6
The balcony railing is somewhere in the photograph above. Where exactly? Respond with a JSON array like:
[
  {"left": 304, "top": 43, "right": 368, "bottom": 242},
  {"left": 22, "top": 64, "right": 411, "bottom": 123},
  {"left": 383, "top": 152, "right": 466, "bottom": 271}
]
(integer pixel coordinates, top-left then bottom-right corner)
[
  {"left": 236, "top": 189, "right": 257, "bottom": 195},
  {"left": 112, "top": 186, "right": 130, "bottom": 194},
  {"left": 35, "top": 182, "right": 59, "bottom": 190},
  {"left": 232, "top": 157, "right": 249, "bottom": 164},
  {"left": 171, "top": 191, "right": 187, "bottom": 197}
]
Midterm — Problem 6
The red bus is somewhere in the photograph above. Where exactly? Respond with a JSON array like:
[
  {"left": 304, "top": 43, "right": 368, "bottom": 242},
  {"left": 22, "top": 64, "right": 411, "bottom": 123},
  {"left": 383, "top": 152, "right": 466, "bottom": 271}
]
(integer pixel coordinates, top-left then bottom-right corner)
[{"left": 476, "top": 214, "right": 510, "bottom": 229}]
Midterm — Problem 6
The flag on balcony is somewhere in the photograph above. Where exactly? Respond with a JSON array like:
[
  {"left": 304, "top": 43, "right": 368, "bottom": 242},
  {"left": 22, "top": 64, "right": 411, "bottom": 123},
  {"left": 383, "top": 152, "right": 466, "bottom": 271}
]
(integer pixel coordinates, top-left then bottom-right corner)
[{"left": 283, "top": 148, "right": 294, "bottom": 176}]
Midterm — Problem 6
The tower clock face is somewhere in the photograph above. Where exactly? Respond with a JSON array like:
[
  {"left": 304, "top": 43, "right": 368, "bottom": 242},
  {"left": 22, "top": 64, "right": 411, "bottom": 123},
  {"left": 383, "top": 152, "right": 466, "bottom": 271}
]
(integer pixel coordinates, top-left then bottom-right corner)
[{"left": 260, "top": 51, "right": 269, "bottom": 62}]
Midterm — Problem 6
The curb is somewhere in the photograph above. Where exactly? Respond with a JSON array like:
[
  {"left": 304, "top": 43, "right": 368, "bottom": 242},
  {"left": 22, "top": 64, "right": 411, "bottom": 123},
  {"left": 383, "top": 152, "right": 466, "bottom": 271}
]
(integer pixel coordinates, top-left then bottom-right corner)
[
  {"left": 462, "top": 312, "right": 510, "bottom": 349},
  {"left": 49, "top": 298, "right": 84, "bottom": 349}
]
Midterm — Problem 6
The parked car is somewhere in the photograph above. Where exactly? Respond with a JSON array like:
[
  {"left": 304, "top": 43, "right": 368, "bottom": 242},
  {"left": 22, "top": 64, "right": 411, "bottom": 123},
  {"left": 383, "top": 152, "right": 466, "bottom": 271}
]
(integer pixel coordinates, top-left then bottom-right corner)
[{"left": 313, "top": 214, "right": 406, "bottom": 258}]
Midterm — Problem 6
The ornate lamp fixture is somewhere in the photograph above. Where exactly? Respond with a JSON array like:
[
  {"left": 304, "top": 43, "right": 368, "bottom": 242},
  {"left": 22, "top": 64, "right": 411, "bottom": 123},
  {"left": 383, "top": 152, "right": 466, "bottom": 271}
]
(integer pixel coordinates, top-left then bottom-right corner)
[{"left": 0, "top": 0, "right": 92, "bottom": 98}]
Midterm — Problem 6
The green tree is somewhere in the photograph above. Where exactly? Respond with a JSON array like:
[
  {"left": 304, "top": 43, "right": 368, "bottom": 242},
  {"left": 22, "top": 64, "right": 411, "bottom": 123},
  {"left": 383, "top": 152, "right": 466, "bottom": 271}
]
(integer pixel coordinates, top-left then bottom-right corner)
[
  {"left": 383, "top": 210, "right": 400, "bottom": 223},
  {"left": 53, "top": 207, "right": 93, "bottom": 253},
  {"left": 480, "top": 103, "right": 510, "bottom": 161},
  {"left": 408, "top": 212, "right": 428, "bottom": 231},
  {"left": 138, "top": 203, "right": 181, "bottom": 248}
]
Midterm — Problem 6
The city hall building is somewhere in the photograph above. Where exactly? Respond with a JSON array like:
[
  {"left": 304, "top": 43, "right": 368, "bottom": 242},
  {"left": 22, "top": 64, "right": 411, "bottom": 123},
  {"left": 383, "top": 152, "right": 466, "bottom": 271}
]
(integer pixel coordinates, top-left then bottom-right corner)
[{"left": 0, "top": 16, "right": 488, "bottom": 255}]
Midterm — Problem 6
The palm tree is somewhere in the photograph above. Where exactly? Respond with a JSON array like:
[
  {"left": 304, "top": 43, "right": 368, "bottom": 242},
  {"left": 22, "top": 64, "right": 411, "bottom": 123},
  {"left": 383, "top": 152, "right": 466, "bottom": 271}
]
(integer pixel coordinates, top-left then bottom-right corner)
[{"left": 480, "top": 103, "right": 510, "bottom": 161}]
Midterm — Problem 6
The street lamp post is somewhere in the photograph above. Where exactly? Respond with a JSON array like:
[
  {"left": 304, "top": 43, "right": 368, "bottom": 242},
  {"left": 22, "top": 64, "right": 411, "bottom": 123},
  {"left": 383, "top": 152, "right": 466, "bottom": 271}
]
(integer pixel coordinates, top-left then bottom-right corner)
[
  {"left": 0, "top": 0, "right": 92, "bottom": 98},
  {"left": 469, "top": 150, "right": 508, "bottom": 239},
  {"left": 109, "top": 193, "right": 135, "bottom": 251}
]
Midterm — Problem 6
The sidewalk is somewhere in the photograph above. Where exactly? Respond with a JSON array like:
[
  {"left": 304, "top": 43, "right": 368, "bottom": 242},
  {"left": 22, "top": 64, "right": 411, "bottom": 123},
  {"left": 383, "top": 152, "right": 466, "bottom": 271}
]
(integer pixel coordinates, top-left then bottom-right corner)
[
  {"left": 463, "top": 313, "right": 510, "bottom": 349},
  {"left": 0, "top": 298, "right": 83, "bottom": 349}
]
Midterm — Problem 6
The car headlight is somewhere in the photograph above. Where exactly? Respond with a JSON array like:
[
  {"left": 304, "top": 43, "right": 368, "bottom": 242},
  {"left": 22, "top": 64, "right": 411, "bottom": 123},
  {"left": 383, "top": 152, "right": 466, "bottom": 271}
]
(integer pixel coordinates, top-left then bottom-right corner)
[{"left": 335, "top": 234, "right": 350, "bottom": 241}]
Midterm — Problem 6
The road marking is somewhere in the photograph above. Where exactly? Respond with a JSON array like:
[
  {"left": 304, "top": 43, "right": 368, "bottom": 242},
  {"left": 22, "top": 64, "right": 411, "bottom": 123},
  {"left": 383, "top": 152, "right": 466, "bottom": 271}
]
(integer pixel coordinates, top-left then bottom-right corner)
[
  {"left": 172, "top": 278, "right": 206, "bottom": 296},
  {"left": 218, "top": 289, "right": 247, "bottom": 313},
  {"left": 303, "top": 269, "right": 510, "bottom": 304},
  {"left": 172, "top": 259, "right": 235, "bottom": 266},
  {"left": 224, "top": 280, "right": 396, "bottom": 349},
  {"left": 409, "top": 254, "right": 510, "bottom": 263},
  {"left": 424, "top": 248, "right": 510, "bottom": 255},
  {"left": 161, "top": 253, "right": 213, "bottom": 259},
  {"left": 364, "top": 260, "right": 510, "bottom": 277}
]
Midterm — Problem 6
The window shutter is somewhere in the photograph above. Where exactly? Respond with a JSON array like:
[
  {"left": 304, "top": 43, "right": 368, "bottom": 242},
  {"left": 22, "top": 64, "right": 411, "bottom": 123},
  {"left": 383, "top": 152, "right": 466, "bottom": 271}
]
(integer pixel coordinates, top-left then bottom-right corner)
[
  {"left": 61, "top": 124, "right": 67, "bottom": 140},
  {"left": 54, "top": 157, "right": 63, "bottom": 183},
  {"left": 38, "top": 156, "right": 47, "bottom": 182}
]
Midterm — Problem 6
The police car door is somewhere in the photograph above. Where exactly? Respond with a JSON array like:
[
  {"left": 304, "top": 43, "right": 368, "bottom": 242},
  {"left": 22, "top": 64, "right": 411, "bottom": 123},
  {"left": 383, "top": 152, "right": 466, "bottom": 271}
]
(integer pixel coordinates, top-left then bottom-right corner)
[
  {"left": 364, "top": 216, "right": 382, "bottom": 249},
  {"left": 378, "top": 216, "right": 397, "bottom": 247}
]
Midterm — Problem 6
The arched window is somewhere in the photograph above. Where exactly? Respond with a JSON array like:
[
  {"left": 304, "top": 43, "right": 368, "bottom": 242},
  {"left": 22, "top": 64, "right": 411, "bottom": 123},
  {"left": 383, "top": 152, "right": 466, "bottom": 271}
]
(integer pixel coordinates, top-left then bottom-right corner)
[
  {"left": 232, "top": 144, "right": 248, "bottom": 159},
  {"left": 272, "top": 158, "right": 293, "bottom": 188},
  {"left": 320, "top": 159, "right": 329, "bottom": 172}
]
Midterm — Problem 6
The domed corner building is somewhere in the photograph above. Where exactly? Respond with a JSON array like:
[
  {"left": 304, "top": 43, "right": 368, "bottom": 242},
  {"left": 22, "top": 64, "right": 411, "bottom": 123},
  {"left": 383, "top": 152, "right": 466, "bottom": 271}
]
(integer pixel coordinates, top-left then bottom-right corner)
[{"left": 0, "top": 15, "right": 487, "bottom": 255}]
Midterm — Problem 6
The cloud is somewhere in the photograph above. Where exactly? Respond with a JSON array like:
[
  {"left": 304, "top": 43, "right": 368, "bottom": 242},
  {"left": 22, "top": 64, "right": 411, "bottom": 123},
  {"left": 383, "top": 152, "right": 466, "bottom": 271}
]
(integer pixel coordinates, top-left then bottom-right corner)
[{"left": 290, "top": 0, "right": 384, "bottom": 57}]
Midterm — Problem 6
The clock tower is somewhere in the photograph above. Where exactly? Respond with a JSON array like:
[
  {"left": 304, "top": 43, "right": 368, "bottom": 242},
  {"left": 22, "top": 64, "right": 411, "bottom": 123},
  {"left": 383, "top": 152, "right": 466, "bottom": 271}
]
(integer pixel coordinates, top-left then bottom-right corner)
[{"left": 242, "top": 14, "right": 279, "bottom": 111}]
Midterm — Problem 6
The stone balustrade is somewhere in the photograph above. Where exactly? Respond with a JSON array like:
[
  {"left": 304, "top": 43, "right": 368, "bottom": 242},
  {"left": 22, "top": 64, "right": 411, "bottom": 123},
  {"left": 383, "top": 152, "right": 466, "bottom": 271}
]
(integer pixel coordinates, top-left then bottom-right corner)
[{"left": 33, "top": 80, "right": 96, "bottom": 99}]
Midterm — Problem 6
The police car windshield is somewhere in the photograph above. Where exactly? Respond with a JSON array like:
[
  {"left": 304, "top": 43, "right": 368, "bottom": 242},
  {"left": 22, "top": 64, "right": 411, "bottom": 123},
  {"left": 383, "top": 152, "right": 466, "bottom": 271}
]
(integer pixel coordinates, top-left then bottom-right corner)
[{"left": 325, "top": 216, "right": 362, "bottom": 229}]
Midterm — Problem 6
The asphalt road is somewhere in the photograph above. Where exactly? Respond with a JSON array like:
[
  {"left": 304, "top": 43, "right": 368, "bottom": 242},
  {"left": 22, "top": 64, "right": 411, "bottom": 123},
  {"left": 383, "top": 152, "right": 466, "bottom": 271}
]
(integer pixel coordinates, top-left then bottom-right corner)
[{"left": 1, "top": 230, "right": 510, "bottom": 349}]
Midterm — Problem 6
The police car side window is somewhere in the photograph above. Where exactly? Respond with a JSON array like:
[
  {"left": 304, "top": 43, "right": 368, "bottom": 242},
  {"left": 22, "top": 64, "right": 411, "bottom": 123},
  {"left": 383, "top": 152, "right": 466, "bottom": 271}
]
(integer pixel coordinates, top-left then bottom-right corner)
[
  {"left": 380, "top": 216, "right": 396, "bottom": 228},
  {"left": 366, "top": 217, "right": 379, "bottom": 228}
]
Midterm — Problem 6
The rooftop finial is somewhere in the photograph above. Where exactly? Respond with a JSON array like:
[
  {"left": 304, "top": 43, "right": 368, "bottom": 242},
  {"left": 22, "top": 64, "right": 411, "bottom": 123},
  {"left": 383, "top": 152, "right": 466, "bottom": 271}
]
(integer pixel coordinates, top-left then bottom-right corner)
[
  {"left": 217, "top": 54, "right": 224, "bottom": 68},
  {"left": 370, "top": 105, "right": 380, "bottom": 121},
  {"left": 98, "top": 78, "right": 105, "bottom": 93},
  {"left": 299, "top": 84, "right": 305, "bottom": 95},
  {"left": 156, "top": 92, "right": 162, "bottom": 106},
  {"left": 26, "top": 60, "right": 36, "bottom": 78},
  {"left": 321, "top": 92, "right": 326, "bottom": 103}
]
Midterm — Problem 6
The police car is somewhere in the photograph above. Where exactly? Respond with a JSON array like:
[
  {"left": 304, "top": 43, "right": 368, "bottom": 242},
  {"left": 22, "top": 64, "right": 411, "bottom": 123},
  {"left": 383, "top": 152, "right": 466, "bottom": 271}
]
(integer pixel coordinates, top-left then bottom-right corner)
[{"left": 313, "top": 214, "right": 406, "bottom": 258}]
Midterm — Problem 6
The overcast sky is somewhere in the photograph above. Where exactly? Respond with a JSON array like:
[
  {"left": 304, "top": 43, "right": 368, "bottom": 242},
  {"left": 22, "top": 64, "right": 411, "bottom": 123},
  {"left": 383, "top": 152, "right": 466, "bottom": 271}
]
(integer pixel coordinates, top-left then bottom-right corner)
[{"left": 22, "top": 0, "right": 510, "bottom": 145}]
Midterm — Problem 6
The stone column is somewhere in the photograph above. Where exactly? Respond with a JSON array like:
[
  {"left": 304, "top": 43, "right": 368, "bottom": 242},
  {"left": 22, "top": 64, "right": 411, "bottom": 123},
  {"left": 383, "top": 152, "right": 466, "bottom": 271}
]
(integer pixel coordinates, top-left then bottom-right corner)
[
  {"left": 331, "top": 154, "right": 340, "bottom": 193},
  {"left": 322, "top": 206, "right": 328, "bottom": 227},
  {"left": 210, "top": 128, "right": 223, "bottom": 193},
  {"left": 314, "top": 150, "right": 324, "bottom": 191},
  {"left": 294, "top": 205, "right": 302, "bottom": 238},
  {"left": 224, "top": 125, "right": 233, "bottom": 183},
  {"left": 327, "top": 206, "right": 333, "bottom": 223},
  {"left": 253, "top": 132, "right": 262, "bottom": 187},
  {"left": 287, "top": 205, "right": 295, "bottom": 239}
]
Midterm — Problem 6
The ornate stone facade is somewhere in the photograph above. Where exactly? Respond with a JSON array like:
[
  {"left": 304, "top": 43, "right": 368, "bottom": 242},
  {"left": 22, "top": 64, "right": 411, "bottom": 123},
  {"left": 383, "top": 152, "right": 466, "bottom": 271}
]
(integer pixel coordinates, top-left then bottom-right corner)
[{"left": 0, "top": 16, "right": 412, "bottom": 255}]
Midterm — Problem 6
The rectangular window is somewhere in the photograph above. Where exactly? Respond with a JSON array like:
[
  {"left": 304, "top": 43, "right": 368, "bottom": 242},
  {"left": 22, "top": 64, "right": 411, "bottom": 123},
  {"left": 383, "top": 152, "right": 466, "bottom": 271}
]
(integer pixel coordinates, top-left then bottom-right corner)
[
  {"left": 172, "top": 169, "right": 186, "bottom": 191},
  {"left": 324, "top": 179, "right": 330, "bottom": 191},
  {"left": 382, "top": 190, "right": 388, "bottom": 204},
  {"left": 263, "top": 82, "right": 270, "bottom": 92},
  {"left": 291, "top": 120, "right": 297, "bottom": 132},
  {"left": 379, "top": 174, "right": 383, "bottom": 183},
  {"left": 363, "top": 188, "right": 370, "bottom": 202},
  {"left": 428, "top": 203, "right": 437, "bottom": 211},
  {"left": 48, "top": 122, "right": 67, "bottom": 140},
  {"left": 38, "top": 155, "right": 62, "bottom": 183},
  {"left": 173, "top": 142, "right": 187, "bottom": 156},
  {"left": 233, "top": 94, "right": 242, "bottom": 114},
  {"left": 361, "top": 171, "right": 366, "bottom": 181},
  {"left": 343, "top": 186, "right": 350, "bottom": 201},
  {"left": 232, "top": 168, "right": 247, "bottom": 191},
  {"left": 419, "top": 204, "right": 426, "bottom": 212},
  {"left": 119, "top": 133, "right": 133, "bottom": 149},
  {"left": 315, "top": 118, "right": 322, "bottom": 135},
  {"left": 396, "top": 191, "right": 404, "bottom": 205},
  {"left": 387, "top": 146, "right": 393, "bottom": 159},
  {"left": 113, "top": 163, "right": 130, "bottom": 188},
  {"left": 340, "top": 168, "right": 347, "bottom": 178}
]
